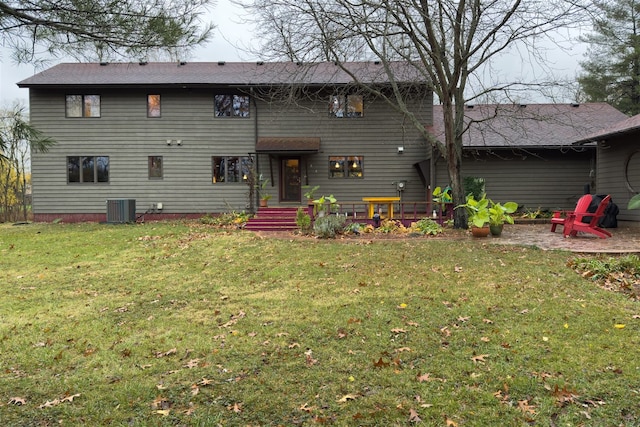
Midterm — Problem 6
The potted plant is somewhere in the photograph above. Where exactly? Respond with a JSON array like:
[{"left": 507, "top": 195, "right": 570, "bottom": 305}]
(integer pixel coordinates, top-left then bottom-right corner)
[
  {"left": 303, "top": 185, "right": 320, "bottom": 204},
  {"left": 259, "top": 178, "right": 272, "bottom": 207},
  {"left": 488, "top": 199, "right": 519, "bottom": 236},
  {"left": 312, "top": 194, "right": 338, "bottom": 217},
  {"left": 456, "top": 194, "right": 490, "bottom": 237},
  {"left": 432, "top": 186, "right": 452, "bottom": 218}
]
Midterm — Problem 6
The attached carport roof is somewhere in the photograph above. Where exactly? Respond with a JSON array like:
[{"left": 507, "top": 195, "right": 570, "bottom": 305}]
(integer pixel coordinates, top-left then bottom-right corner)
[{"left": 255, "top": 137, "right": 321, "bottom": 154}]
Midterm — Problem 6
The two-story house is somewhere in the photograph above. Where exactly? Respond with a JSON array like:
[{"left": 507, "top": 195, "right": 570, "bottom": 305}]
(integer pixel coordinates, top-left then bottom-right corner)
[{"left": 18, "top": 61, "right": 433, "bottom": 222}]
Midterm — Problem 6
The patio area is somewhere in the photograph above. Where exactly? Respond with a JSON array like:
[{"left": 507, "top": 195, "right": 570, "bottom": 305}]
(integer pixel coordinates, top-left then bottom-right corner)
[{"left": 488, "top": 222, "right": 640, "bottom": 254}]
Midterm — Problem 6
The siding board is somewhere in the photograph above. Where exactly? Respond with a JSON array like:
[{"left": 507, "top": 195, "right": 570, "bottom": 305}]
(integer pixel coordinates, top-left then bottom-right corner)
[{"left": 30, "top": 86, "right": 433, "bottom": 218}]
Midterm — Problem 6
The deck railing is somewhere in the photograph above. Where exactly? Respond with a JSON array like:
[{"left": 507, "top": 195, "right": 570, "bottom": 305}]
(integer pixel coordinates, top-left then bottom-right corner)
[{"left": 307, "top": 201, "right": 454, "bottom": 226}]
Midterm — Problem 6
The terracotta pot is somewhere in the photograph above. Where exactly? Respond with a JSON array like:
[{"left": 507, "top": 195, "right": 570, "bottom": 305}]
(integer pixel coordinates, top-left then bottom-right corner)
[
  {"left": 259, "top": 199, "right": 268, "bottom": 208},
  {"left": 471, "top": 225, "right": 490, "bottom": 237},
  {"left": 490, "top": 224, "right": 504, "bottom": 236}
]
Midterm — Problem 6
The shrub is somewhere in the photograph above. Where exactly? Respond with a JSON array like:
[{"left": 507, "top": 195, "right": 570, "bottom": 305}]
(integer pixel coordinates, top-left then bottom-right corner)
[
  {"left": 295, "top": 208, "right": 312, "bottom": 233},
  {"left": 410, "top": 218, "right": 444, "bottom": 235},
  {"left": 313, "top": 215, "right": 346, "bottom": 238}
]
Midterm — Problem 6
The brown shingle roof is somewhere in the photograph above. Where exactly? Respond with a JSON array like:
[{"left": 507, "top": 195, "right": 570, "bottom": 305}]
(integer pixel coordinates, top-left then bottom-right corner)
[
  {"left": 574, "top": 113, "right": 640, "bottom": 144},
  {"left": 429, "top": 103, "right": 628, "bottom": 148},
  {"left": 18, "top": 61, "right": 423, "bottom": 87}
]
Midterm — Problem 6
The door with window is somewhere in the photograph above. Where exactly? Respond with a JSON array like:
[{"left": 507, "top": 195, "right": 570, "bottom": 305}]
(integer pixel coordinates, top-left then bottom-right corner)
[{"left": 281, "top": 157, "right": 301, "bottom": 202}]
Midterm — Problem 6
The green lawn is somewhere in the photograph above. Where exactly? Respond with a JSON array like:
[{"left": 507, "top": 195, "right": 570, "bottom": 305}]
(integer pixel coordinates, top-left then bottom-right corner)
[{"left": 0, "top": 221, "right": 638, "bottom": 426}]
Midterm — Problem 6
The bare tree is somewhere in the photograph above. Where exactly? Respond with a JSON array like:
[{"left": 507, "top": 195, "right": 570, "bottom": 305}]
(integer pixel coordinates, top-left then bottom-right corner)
[
  {"left": 236, "top": 0, "right": 590, "bottom": 228},
  {"left": 0, "top": 0, "right": 214, "bottom": 63},
  {"left": 0, "top": 104, "right": 53, "bottom": 222}
]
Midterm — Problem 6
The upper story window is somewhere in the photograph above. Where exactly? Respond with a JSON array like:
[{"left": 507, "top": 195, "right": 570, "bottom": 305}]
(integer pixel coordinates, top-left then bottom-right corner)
[
  {"left": 329, "top": 95, "right": 363, "bottom": 118},
  {"left": 212, "top": 156, "right": 251, "bottom": 183},
  {"left": 66, "top": 95, "right": 101, "bottom": 118},
  {"left": 329, "top": 156, "right": 363, "bottom": 178},
  {"left": 67, "top": 156, "right": 109, "bottom": 183},
  {"left": 214, "top": 94, "right": 250, "bottom": 118},
  {"left": 148, "top": 95, "right": 161, "bottom": 117}
]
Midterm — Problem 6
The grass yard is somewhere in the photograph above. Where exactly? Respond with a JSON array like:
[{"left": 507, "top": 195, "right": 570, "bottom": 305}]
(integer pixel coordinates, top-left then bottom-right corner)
[{"left": 0, "top": 221, "right": 638, "bottom": 426}]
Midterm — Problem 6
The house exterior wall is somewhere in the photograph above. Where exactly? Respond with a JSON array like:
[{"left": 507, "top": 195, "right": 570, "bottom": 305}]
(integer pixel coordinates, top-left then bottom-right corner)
[
  {"left": 597, "top": 136, "right": 640, "bottom": 221},
  {"left": 29, "top": 86, "right": 432, "bottom": 221},
  {"left": 433, "top": 150, "right": 595, "bottom": 211}
]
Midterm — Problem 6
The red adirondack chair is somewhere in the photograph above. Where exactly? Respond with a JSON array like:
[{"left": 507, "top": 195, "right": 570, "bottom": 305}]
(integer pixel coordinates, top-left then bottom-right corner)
[
  {"left": 563, "top": 195, "right": 613, "bottom": 239},
  {"left": 550, "top": 194, "right": 593, "bottom": 233}
]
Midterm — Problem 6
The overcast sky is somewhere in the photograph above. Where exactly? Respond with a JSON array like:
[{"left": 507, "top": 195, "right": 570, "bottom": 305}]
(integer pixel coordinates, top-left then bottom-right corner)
[
  {"left": 0, "top": 0, "right": 257, "bottom": 107},
  {"left": 0, "top": 1, "right": 587, "bottom": 108}
]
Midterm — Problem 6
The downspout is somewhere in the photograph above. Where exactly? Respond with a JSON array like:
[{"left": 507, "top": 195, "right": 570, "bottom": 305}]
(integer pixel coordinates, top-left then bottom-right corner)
[{"left": 251, "top": 87, "right": 259, "bottom": 210}]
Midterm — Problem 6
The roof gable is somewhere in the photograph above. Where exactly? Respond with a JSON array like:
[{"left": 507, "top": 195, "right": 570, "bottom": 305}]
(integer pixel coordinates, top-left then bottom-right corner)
[{"left": 429, "top": 103, "right": 628, "bottom": 148}]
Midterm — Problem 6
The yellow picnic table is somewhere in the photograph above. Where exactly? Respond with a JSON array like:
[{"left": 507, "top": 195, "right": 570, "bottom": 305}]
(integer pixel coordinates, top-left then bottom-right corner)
[{"left": 362, "top": 196, "right": 401, "bottom": 219}]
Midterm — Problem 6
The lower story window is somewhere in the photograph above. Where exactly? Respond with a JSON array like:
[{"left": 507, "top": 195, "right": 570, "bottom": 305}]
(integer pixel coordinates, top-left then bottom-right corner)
[
  {"left": 67, "top": 156, "right": 109, "bottom": 183},
  {"left": 329, "top": 156, "right": 363, "bottom": 178},
  {"left": 148, "top": 156, "right": 163, "bottom": 179},
  {"left": 212, "top": 156, "right": 251, "bottom": 183}
]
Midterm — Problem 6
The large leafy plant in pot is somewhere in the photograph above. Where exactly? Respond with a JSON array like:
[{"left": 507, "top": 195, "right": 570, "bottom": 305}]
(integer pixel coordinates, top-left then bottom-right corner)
[
  {"left": 488, "top": 200, "right": 518, "bottom": 236},
  {"left": 456, "top": 194, "right": 490, "bottom": 237}
]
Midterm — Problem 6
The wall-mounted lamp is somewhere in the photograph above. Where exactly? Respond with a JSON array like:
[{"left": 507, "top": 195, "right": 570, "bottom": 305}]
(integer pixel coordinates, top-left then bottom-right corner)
[
  {"left": 397, "top": 146, "right": 404, "bottom": 154},
  {"left": 166, "top": 139, "right": 172, "bottom": 146},
  {"left": 176, "top": 139, "right": 182, "bottom": 146}
]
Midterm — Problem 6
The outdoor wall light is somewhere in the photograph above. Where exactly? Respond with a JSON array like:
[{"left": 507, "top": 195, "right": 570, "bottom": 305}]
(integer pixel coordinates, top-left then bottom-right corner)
[
  {"left": 176, "top": 139, "right": 182, "bottom": 146},
  {"left": 397, "top": 146, "right": 404, "bottom": 154},
  {"left": 166, "top": 139, "right": 172, "bottom": 146}
]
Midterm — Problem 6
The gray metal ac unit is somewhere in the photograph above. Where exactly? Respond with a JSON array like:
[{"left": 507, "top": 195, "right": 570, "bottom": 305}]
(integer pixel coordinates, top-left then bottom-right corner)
[{"left": 106, "top": 199, "right": 136, "bottom": 223}]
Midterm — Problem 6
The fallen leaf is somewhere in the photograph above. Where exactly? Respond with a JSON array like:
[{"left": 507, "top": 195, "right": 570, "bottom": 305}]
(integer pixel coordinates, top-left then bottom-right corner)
[
  {"left": 409, "top": 408, "right": 422, "bottom": 422},
  {"left": 228, "top": 402, "right": 243, "bottom": 413},
  {"left": 155, "top": 348, "right": 177, "bottom": 358},
  {"left": 553, "top": 384, "right": 580, "bottom": 405},
  {"left": 9, "top": 397, "right": 26, "bottom": 405},
  {"left": 445, "top": 417, "right": 458, "bottom": 427},
  {"left": 155, "top": 409, "right": 171, "bottom": 416},
  {"left": 373, "top": 357, "right": 390, "bottom": 368},
  {"left": 457, "top": 316, "right": 470, "bottom": 322},
  {"left": 417, "top": 373, "right": 445, "bottom": 382},
  {"left": 191, "top": 385, "right": 199, "bottom": 396},
  {"left": 614, "top": 324, "right": 626, "bottom": 329},
  {"left": 299, "top": 403, "right": 315, "bottom": 412},
  {"left": 199, "top": 377, "right": 213, "bottom": 386},
  {"left": 391, "top": 328, "right": 407, "bottom": 333},
  {"left": 517, "top": 399, "right": 537, "bottom": 415},
  {"left": 395, "top": 347, "right": 411, "bottom": 353},
  {"left": 61, "top": 394, "right": 80, "bottom": 403},
  {"left": 471, "top": 354, "right": 489, "bottom": 363},
  {"left": 183, "top": 359, "right": 200, "bottom": 369},
  {"left": 337, "top": 394, "right": 359, "bottom": 403},
  {"left": 151, "top": 397, "right": 171, "bottom": 410}
]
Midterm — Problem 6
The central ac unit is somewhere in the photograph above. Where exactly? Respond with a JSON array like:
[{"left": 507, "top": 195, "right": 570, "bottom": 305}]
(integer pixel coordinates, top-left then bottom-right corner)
[{"left": 106, "top": 199, "right": 136, "bottom": 223}]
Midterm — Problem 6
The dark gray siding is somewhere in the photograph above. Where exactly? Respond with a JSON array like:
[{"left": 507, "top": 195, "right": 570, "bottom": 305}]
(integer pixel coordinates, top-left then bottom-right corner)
[
  {"left": 434, "top": 150, "right": 595, "bottom": 211},
  {"left": 597, "top": 137, "right": 640, "bottom": 221},
  {"left": 30, "top": 87, "right": 432, "bottom": 216}
]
